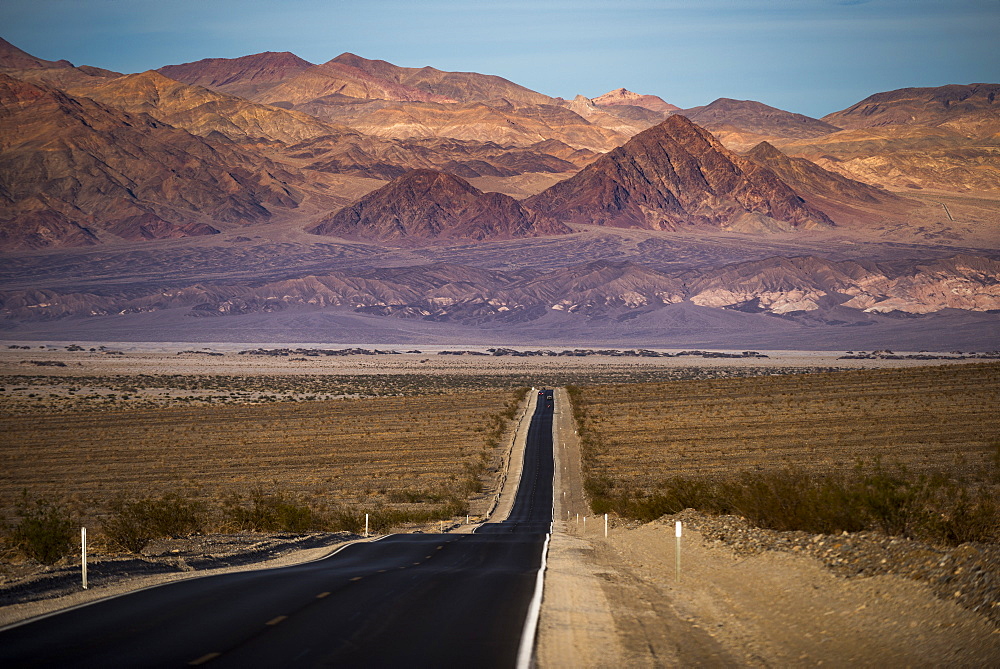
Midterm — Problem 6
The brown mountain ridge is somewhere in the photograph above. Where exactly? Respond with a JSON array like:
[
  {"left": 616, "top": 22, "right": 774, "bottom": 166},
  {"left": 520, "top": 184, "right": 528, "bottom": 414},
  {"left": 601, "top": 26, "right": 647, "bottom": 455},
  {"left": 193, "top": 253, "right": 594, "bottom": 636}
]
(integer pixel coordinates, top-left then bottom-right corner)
[
  {"left": 591, "top": 88, "right": 679, "bottom": 114},
  {"left": 2, "top": 36, "right": 998, "bottom": 256},
  {"left": 525, "top": 115, "right": 834, "bottom": 232},
  {"left": 0, "top": 73, "right": 300, "bottom": 248},
  {"left": 156, "top": 51, "right": 315, "bottom": 100},
  {"left": 309, "top": 169, "right": 570, "bottom": 241},
  {"left": 822, "top": 83, "right": 1000, "bottom": 139},
  {"left": 745, "top": 141, "right": 916, "bottom": 226}
]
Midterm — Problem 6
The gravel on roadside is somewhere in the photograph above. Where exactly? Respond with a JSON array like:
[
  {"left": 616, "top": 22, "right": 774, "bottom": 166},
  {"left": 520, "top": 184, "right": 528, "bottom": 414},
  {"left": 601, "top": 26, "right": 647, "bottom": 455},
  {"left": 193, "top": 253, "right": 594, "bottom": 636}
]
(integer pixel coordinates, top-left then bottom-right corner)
[{"left": 658, "top": 509, "right": 1000, "bottom": 628}]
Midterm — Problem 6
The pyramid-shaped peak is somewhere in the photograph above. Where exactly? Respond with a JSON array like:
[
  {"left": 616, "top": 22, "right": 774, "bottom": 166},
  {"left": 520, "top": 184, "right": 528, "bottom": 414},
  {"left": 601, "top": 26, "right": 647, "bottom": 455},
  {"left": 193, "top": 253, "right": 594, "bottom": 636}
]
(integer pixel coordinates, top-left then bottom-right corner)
[
  {"left": 526, "top": 115, "right": 832, "bottom": 231},
  {"left": 747, "top": 141, "right": 785, "bottom": 160},
  {"left": 310, "top": 169, "right": 569, "bottom": 241}
]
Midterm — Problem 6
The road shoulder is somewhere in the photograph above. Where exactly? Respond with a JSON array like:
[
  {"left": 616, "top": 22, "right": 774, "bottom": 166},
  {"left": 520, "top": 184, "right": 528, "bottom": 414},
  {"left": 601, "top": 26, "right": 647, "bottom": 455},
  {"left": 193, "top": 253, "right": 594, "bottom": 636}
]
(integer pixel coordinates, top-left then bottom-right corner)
[
  {"left": 537, "top": 386, "right": 1000, "bottom": 667},
  {"left": 537, "top": 387, "right": 627, "bottom": 667}
]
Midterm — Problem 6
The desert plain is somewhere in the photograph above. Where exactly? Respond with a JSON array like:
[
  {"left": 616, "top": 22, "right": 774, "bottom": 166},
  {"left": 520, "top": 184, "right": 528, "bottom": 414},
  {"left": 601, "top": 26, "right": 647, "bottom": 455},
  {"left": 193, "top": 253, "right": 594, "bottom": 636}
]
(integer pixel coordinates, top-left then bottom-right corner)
[{"left": 1, "top": 344, "right": 999, "bottom": 665}]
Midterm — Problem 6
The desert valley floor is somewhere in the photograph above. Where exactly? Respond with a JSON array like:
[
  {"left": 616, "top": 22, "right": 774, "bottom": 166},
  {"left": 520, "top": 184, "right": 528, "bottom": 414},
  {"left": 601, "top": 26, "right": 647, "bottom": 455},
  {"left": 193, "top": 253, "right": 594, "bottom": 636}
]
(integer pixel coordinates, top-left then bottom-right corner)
[{"left": 1, "top": 349, "right": 998, "bottom": 664}]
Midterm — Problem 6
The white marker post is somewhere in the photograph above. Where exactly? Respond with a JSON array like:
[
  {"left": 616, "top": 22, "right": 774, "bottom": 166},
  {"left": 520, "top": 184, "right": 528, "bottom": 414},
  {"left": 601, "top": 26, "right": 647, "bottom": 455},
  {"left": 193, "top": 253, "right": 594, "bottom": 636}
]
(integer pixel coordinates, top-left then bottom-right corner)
[
  {"left": 364, "top": 513, "right": 369, "bottom": 538},
  {"left": 81, "top": 527, "right": 88, "bottom": 590},
  {"left": 675, "top": 520, "right": 682, "bottom": 582},
  {"left": 604, "top": 513, "right": 608, "bottom": 538},
  {"left": 583, "top": 516, "right": 587, "bottom": 533}
]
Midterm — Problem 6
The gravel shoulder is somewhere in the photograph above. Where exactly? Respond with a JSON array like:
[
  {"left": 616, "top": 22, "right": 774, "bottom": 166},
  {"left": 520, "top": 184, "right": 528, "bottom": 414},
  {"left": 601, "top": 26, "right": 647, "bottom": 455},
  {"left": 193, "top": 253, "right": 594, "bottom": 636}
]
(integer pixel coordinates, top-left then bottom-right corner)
[{"left": 537, "top": 387, "right": 1000, "bottom": 667}]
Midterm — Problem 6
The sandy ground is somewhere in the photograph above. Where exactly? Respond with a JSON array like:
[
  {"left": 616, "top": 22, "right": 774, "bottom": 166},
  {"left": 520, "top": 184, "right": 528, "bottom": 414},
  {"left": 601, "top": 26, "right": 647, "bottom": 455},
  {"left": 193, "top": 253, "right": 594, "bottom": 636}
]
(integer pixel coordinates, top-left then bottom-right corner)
[{"left": 536, "top": 391, "right": 1000, "bottom": 667}]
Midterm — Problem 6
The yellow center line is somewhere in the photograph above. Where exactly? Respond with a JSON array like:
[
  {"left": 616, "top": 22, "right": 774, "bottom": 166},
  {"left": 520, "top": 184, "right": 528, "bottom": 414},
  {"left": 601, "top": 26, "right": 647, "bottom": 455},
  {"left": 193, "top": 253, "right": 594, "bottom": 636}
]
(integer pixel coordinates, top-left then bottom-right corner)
[
  {"left": 316, "top": 591, "right": 331, "bottom": 599},
  {"left": 265, "top": 615, "right": 288, "bottom": 626}
]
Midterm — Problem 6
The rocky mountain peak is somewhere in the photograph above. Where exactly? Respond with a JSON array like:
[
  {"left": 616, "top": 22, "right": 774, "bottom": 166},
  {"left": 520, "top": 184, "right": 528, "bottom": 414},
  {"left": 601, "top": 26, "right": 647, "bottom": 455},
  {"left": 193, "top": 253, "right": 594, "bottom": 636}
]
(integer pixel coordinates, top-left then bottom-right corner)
[
  {"left": 591, "top": 87, "right": 679, "bottom": 113},
  {"left": 309, "top": 169, "right": 569, "bottom": 241},
  {"left": 525, "top": 114, "right": 833, "bottom": 231},
  {"left": 747, "top": 140, "right": 786, "bottom": 161}
]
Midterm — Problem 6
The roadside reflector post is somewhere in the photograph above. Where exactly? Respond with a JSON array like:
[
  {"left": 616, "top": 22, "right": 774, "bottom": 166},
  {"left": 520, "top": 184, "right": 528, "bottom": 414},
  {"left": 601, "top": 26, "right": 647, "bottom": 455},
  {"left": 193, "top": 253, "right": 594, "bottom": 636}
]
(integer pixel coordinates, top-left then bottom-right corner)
[
  {"left": 467, "top": 514, "right": 470, "bottom": 525},
  {"left": 604, "top": 513, "right": 608, "bottom": 538},
  {"left": 81, "top": 527, "right": 88, "bottom": 590},
  {"left": 675, "top": 521, "right": 682, "bottom": 582},
  {"left": 583, "top": 516, "right": 587, "bottom": 532},
  {"left": 364, "top": 513, "right": 369, "bottom": 538}
]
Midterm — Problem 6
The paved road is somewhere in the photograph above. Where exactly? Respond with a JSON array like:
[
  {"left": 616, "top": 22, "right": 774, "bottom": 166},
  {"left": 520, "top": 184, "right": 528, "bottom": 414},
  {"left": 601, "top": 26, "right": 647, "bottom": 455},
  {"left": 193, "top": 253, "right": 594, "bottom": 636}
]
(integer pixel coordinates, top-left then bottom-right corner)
[{"left": 0, "top": 390, "right": 555, "bottom": 668}]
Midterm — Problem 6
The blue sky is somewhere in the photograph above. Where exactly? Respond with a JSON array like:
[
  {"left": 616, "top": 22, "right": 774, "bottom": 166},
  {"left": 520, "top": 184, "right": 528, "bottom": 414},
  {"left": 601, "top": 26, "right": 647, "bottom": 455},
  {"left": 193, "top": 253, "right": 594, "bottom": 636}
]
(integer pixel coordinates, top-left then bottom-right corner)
[{"left": 2, "top": 0, "right": 997, "bottom": 117}]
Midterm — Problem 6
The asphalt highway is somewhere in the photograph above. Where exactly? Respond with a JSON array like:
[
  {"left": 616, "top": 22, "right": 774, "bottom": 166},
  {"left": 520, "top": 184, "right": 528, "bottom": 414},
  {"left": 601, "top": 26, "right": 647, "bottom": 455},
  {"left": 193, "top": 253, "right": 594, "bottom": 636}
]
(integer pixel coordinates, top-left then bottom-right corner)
[{"left": 0, "top": 390, "right": 555, "bottom": 668}]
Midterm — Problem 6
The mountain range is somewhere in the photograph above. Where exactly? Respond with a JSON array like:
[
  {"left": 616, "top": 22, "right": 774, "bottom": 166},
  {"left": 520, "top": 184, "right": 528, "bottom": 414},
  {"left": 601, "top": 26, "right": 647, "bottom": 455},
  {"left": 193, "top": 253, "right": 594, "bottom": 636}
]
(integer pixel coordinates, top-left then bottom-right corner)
[{"left": 1, "top": 37, "right": 997, "bottom": 348}]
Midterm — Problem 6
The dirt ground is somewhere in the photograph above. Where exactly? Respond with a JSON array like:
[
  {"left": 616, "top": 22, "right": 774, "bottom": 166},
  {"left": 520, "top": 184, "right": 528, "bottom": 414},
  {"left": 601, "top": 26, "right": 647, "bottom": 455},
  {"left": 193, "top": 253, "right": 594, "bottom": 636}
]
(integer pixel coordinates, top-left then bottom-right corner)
[
  {"left": 537, "top": 389, "right": 1000, "bottom": 667},
  {"left": 4, "top": 350, "right": 999, "bottom": 663}
]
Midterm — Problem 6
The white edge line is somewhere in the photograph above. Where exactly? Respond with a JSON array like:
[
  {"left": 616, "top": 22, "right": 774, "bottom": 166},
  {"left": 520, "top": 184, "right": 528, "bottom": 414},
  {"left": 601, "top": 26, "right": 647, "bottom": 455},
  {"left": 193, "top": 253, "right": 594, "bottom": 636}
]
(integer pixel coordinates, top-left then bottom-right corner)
[
  {"left": 0, "top": 534, "right": 392, "bottom": 633},
  {"left": 516, "top": 530, "right": 551, "bottom": 669}
]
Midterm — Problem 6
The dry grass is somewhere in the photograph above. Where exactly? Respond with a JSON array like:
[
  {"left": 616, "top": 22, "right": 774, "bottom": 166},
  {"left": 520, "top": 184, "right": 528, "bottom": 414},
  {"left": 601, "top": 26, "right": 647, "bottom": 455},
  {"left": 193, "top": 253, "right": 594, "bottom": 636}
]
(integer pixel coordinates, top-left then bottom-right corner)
[
  {"left": 0, "top": 364, "right": 848, "bottom": 416},
  {"left": 570, "top": 363, "right": 1000, "bottom": 542},
  {"left": 573, "top": 363, "right": 1000, "bottom": 485},
  {"left": 0, "top": 389, "right": 521, "bottom": 531}
]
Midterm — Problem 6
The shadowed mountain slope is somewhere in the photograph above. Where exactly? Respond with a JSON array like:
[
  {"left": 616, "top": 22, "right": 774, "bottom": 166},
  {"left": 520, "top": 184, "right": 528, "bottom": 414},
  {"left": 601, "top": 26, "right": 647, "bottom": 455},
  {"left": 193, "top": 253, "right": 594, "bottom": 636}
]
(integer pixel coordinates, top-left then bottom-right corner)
[
  {"left": 745, "top": 141, "right": 916, "bottom": 225},
  {"left": 309, "top": 169, "right": 570, "bottom": 241},
  {"left": 0, "top": 73, "right": 300, "bottom": 249},
  {"left": 525, "top": 115, "right": 834, "bottom": 232},
  {"left": 64, "top": 70, "right": 340, "bottom": 145}
]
